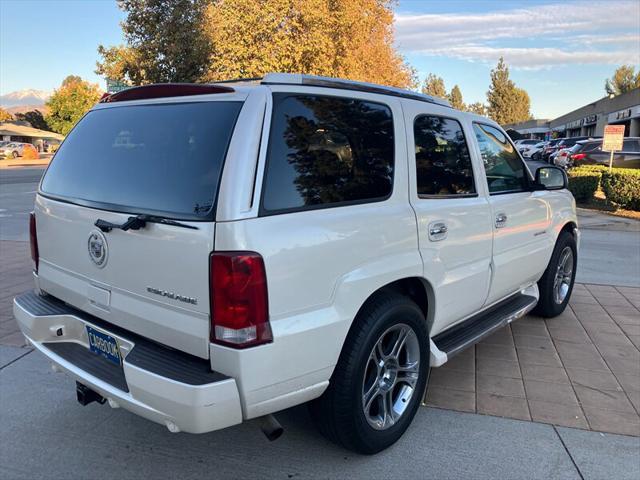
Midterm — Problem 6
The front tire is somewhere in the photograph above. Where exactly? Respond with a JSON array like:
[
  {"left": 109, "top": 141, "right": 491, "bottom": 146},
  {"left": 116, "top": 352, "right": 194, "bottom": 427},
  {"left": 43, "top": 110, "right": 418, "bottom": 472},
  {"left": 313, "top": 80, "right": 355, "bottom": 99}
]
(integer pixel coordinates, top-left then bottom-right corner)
[
  {"left": 309, "top": 292, "right": 429, "bottom": 454},
  {"left": 533, "top": 231, "right": 577, "bottom": 317}
]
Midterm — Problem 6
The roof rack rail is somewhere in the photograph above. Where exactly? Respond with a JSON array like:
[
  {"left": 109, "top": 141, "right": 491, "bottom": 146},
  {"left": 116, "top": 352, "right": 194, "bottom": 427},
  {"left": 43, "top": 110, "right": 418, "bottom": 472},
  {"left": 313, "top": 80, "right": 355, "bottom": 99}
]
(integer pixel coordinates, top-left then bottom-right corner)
[{"left": 261, "top": 73, "right": 451, "bottom": 107}]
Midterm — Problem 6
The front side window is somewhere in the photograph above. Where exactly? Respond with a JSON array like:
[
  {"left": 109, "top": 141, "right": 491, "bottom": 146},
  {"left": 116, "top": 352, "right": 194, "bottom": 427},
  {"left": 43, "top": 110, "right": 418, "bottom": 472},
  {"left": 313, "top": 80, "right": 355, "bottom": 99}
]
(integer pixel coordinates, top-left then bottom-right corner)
[
  {"left": 473, "top": 123, "right": 527, "bottom": 194},
  {"left": 413, "top": 115, "right": 475, "bottom": 196},
  {"left": 261, "top": 94, "right": 394, "bottom": 213}
]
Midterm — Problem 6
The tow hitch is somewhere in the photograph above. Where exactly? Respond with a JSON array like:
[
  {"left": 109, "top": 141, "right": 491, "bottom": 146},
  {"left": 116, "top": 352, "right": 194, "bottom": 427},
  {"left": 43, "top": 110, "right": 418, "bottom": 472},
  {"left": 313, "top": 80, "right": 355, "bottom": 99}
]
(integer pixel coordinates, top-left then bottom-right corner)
[{"left": 76, "top": 382, "right": 106, "bottom": 406}]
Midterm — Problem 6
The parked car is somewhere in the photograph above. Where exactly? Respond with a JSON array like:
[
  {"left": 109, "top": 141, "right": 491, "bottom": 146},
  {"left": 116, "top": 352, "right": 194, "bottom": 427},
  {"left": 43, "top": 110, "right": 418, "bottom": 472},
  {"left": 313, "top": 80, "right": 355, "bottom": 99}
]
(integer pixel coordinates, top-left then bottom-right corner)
[
  {"left": 521, "top": 141, "right": 546, "bottom": 159},
  {"left": 0, "top": 142, "right": 38, "bottom": 159},
  {"left": 568, "top": 137, "right": 640, "bottom": 169},
  {"left": 550, "top": 137, "right": 597, "bottom": 166},
  {"left": 13, "top": 74, "right": 578, "bottom": 454},
  {"left": 542, "top": 138, "right": 564, "bottom": 162},
  {"left": 515, "top": 138, "right": 542, "bottom": 154}
]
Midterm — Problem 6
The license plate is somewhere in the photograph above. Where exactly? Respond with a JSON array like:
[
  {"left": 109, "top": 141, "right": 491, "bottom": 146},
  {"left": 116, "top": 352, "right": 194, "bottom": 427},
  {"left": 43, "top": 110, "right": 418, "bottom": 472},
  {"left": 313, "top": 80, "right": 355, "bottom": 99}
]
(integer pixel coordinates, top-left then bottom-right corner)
[{"left": 86, "top": 326, "right": 121, "bottom": 365}]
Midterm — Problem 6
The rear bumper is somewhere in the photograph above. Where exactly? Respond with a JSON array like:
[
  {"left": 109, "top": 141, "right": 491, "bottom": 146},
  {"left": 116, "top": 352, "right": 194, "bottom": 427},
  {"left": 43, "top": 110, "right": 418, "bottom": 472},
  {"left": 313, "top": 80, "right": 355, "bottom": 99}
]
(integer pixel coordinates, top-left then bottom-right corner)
[{"left": 13, "top": 291, "right": 243, "bottom": 434}]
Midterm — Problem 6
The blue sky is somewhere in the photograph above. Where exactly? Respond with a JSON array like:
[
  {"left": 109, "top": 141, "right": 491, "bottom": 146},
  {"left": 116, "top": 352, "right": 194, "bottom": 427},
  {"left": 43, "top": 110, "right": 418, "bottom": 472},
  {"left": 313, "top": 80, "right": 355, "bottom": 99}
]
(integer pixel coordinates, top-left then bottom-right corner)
[{"left": 1, "top": 0, "right": 638, "bottom": 119}]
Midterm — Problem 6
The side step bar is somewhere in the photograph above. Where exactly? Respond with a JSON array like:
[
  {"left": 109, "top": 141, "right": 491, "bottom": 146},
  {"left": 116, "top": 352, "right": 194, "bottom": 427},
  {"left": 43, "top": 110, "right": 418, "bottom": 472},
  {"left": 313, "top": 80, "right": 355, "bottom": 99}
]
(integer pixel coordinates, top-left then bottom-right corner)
[{"left": 432, "top": 293, "right": 538, "bottom": 359}]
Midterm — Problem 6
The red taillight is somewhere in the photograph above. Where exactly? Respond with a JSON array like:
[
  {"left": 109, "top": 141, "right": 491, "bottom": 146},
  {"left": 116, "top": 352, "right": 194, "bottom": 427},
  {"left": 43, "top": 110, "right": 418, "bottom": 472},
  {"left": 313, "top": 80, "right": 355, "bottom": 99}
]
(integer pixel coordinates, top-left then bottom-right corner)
[
  {"left": 210, "top": 252, "right": 271, "bottom": 348},
  {"left": 571, "top": 153, "right": 586, "bottom": 161},
  {"left": 29, "top": 211, "right": 39, "bottom": 272}
]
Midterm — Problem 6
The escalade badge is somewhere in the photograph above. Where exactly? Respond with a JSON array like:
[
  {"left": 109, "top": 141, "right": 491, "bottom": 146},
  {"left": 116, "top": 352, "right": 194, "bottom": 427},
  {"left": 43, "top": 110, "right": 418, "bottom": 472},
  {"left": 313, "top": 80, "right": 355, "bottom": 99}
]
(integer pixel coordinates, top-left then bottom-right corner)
[{"left": 88, "top": 230, "right": 108, "bottom": 268}]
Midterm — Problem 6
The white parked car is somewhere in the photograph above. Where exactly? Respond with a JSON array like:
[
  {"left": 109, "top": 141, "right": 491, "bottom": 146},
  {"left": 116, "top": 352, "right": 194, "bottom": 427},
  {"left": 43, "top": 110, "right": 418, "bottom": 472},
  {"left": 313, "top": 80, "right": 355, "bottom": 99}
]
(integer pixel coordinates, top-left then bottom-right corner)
[
  {"left": 521, "top": 141, "right": 546, "bottom": 159},
  {"left": 14, "top": 74, "right": 579, "bottom": 454}
]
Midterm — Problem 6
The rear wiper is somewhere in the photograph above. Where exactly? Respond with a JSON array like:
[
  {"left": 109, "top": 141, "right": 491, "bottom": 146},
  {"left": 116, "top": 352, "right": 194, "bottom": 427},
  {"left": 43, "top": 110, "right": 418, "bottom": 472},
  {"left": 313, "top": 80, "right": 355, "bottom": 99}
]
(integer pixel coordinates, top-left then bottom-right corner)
[{"left": 95, "top": 214, "right": 198, "bottom": 233}]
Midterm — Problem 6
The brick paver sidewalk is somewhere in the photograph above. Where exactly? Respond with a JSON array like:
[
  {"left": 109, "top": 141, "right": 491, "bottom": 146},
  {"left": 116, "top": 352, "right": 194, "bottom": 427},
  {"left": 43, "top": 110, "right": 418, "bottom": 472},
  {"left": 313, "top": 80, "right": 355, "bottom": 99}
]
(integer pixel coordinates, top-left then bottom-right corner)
[
  {"left": 2, "top": 239, "right": 639, "bottom": 436},
  {"left": 426, "top": 283, "right": 640, "bottom": 436}
]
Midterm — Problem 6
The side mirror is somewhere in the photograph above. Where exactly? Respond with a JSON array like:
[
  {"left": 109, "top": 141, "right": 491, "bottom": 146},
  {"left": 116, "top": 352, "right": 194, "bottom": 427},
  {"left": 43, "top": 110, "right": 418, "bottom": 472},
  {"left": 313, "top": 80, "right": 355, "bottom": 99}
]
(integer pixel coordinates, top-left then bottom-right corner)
[{"left": 535, "top": 166, "right": 567, "bottom": 190}]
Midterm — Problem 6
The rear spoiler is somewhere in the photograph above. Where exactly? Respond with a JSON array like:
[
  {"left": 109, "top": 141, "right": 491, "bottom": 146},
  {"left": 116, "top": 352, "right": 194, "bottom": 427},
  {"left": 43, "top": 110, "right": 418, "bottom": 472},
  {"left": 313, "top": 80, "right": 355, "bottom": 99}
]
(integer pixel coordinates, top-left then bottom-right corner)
[{"left": 100, "top": 84, "right": 235, "bottom": 103}]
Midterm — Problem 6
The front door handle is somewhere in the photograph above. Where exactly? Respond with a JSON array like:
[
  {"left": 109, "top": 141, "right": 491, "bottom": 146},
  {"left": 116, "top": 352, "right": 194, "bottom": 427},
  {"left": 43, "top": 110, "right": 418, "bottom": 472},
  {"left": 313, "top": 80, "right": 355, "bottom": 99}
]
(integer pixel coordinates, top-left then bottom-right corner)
[
  {"left": 495, "top": 213, "right": 508, "bottom": 228},
  {"left": 428, "top": 222, "right": 448, "bottom": 241}
]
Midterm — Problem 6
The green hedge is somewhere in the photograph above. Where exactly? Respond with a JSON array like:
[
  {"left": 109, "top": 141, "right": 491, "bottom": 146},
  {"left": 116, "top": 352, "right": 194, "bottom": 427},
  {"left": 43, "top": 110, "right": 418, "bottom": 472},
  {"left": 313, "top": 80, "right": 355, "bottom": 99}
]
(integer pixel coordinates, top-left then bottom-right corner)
[
  {"left": 600, "top": 169, "right": 640, "bottom": 210},
  {"left": 567, "top": 169, "right": 601, "bottom": 201}
]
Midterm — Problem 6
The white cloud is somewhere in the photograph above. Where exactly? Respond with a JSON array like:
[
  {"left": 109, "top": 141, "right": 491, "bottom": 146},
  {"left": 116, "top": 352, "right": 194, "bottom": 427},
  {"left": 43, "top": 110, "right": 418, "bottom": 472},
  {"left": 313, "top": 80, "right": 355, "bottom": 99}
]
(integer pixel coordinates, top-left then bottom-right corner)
[{"left": 395, "top": 0, "right": 640, "bottom": 69}]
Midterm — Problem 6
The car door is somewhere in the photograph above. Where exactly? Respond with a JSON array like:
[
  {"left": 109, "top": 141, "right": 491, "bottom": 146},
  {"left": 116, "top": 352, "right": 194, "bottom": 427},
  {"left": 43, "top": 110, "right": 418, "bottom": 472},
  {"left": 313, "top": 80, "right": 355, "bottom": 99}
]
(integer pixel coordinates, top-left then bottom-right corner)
[
  {"left": 472, "top": 122, "right": 552, "bottom": 305},
  {"left": 405, "top": 105, "right": 493, "bottom": 335}
]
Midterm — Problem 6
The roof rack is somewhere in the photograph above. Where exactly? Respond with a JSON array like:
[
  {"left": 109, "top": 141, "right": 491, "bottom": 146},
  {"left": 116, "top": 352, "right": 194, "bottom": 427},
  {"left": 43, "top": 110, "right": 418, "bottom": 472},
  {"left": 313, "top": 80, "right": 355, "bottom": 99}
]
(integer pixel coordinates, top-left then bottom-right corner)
[{"left": 261, "top": 73, "right": 451, "bottom": 107}]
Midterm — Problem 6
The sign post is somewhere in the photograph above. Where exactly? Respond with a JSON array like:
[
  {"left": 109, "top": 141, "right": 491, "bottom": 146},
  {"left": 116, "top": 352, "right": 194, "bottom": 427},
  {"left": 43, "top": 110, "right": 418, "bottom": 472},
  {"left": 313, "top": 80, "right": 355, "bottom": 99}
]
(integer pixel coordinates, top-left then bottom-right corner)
[{"left": 602, "top": 125, "right": 625, "bottom": 171}]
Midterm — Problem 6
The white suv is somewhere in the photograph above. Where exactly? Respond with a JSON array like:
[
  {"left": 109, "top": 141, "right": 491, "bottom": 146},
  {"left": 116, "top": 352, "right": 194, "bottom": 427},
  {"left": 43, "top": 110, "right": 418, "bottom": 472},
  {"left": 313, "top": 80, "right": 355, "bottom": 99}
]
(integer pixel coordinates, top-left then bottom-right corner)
[{"left": 14, "top": 74, "right": 578, "bottom": 454}]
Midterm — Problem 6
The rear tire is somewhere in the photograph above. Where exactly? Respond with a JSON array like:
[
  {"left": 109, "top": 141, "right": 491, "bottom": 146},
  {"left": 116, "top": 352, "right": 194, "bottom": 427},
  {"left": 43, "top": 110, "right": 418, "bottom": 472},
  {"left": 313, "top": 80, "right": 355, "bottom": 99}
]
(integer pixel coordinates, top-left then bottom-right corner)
[
  {"left": 533, "top": 231, "right": 577, "bottom": 317},
  {"left": 309, "top": 292, "right": 429, "bottom": 454}
]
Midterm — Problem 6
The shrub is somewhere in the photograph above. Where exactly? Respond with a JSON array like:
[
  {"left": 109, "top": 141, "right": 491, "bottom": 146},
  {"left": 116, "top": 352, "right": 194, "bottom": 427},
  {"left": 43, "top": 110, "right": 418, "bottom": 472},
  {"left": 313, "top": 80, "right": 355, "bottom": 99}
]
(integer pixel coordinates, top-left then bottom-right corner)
[
  {"left": 600, "top": 169, "right": 640, "bottom": 211},
  {"left": 567, "top": 170, "right": 601, "bottom": 201}
]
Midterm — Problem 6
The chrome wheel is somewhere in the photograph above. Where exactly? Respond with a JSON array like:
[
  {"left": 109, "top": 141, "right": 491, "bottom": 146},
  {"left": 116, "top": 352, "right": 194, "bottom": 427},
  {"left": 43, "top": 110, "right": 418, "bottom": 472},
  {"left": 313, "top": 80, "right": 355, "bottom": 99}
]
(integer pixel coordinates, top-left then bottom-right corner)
[
  {"left": 553, "top": 246, "right": 574, "bottom": 304},
  {"left": 362, "top": 323, "right": 420, "bottom": 430}
]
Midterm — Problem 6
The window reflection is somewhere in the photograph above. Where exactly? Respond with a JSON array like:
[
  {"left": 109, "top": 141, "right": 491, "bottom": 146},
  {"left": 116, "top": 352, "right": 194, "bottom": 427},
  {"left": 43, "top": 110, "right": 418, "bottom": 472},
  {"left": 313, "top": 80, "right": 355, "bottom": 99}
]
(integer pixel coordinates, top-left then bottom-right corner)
[
  {"left": 414, "top": 116, "right": 475, "bottom": 196},
  {"left": 263, "top": 94, "right": 394, "bottom": 212}
]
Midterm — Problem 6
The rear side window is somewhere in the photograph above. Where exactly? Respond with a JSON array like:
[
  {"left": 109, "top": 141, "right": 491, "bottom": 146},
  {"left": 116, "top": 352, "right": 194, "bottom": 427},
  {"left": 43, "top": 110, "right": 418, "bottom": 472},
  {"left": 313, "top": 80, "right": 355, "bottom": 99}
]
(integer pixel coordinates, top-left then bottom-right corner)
[
  {"left": 623, "top": 139, "right": 640, "bottom": 151},
  {"left": 473, "top": 123, "right": 528, "bottom": 194},
  {"left": 41, "top": 101, "right": 242, "bottom": 220},
  {"left": 413, "top": 115, "right": 475, "bottom": 196},
  {"left": 261, "top": 94, "right": 394, "bottom": 213}
]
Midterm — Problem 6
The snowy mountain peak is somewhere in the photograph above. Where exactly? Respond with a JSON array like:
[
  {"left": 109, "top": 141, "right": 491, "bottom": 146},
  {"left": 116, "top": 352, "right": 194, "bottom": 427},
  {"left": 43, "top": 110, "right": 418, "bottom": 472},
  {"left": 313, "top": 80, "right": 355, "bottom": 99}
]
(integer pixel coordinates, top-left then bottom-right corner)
[{"left": 0, "top": 89, "right": 51, "bottom": 107}]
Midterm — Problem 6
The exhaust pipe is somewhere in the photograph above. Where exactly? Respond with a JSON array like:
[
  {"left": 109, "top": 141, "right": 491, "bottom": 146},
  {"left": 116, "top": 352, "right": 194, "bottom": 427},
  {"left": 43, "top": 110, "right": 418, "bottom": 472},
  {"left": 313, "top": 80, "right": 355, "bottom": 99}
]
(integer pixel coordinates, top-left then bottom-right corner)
[{"left": 257, "top": 414, "right": 283, "bottom": 441}]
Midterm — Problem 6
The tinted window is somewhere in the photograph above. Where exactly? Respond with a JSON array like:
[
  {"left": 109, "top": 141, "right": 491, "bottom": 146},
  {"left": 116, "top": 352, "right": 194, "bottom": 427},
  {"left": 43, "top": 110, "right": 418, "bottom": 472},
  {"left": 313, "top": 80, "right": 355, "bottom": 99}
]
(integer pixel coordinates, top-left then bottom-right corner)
[
  {"left": 623, "top": 139, "right": 640, "bottom": 151},
  {"left": 413, "top": 115, "right": 475, "bottom": 196},
  {"left": 473, "top": 123, "right": 527, "bottom": 194},
  {"left": 41, "top": 102, "right": 242, "bottom": 220},
  {"left": 262, "top": 94, "right": 394, "bottom": 213}
]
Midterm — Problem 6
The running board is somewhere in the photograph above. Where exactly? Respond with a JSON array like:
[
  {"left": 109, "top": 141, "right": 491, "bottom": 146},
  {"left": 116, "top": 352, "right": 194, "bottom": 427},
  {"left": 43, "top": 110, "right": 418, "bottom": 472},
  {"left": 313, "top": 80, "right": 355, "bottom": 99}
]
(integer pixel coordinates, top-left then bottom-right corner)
[{"left": 432, "top": 294, "right": 538, "bottom": 359}]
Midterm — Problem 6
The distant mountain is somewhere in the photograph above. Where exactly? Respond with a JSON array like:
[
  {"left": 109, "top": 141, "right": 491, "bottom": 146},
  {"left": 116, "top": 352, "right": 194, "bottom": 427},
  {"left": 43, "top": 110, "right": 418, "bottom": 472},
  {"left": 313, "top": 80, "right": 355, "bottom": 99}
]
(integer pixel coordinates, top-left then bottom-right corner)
[
  {"left": 5, "top": 105, "right": 50, "bottom": 116},
  {"left": 0, "top": 89, "right": 50, "bottom": 108}
]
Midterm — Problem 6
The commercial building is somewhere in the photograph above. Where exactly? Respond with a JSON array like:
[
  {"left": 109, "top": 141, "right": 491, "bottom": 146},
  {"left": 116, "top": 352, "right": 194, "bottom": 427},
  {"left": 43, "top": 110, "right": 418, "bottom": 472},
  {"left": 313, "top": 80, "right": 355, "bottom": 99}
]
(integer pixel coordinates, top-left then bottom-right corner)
[{"left": 504, "top": 88, "right": 640, "bottom": 139}]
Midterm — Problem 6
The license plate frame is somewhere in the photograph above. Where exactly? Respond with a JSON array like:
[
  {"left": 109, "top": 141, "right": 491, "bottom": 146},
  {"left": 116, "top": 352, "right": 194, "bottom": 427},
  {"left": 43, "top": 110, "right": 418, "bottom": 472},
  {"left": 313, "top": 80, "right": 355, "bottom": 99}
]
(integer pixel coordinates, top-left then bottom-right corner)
[{"left": 86, "top": 325, "right": 122, "bottom": 365}]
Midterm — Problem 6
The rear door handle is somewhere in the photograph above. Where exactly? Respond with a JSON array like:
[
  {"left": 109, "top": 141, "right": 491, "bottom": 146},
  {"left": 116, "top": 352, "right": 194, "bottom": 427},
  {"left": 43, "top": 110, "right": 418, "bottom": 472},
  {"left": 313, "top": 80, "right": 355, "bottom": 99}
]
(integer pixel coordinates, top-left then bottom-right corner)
[
  {"left": 428, "top": 222, "right": 448, "bottom": 241},
  {"left": 495, "top": 213, "right": 507, "bottom": 228}
]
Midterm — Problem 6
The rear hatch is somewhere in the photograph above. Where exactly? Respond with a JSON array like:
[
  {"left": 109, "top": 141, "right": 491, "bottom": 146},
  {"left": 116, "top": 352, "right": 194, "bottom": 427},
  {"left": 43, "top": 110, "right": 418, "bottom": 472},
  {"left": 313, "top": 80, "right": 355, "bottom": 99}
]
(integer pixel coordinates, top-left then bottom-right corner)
[{"left": 35, "top": 97, "right": 244, "bottom": 358}]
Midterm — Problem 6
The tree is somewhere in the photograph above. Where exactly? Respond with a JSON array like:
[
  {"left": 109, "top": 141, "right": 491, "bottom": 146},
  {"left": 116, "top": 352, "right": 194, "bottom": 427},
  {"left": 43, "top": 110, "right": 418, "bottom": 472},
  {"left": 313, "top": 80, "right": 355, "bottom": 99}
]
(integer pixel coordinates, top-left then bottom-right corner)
[
  {"left": 97, "top": 0, "right": 211, "bottom": 84},
  {"left": 14, "top": 110, "right": 50, "bottom": 131},
  {"left": 203, "top": 0, "right": 415, "bottom": 88},
  {"left": 605, "top": 65, "right": 640, "bottom": 96},
  {"left": 45, "top": 76, "right": 102, "bottom": 135},
  {"left": 421, "top": 73, "right": 447, "bottom": 98},
  {"left": 467, "top": 102, "right": 486, "bottom": 116},
  {"left": 448, "top": 85, "right": 465, "bottom": 110},
  {"left": 486, "top": 57, "right": 531, "bottom": 124},
  {"left": 0, "top": 108, "right": 12, "bottom": 122}
]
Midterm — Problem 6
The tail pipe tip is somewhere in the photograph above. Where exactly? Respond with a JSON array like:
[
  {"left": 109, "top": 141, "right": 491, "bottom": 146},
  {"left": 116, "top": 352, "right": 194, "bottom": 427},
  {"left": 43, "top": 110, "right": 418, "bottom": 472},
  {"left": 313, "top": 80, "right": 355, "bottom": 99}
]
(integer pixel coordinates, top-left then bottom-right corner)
[{"left": 257, "top": 414, "right": 284, "bottom": 442}]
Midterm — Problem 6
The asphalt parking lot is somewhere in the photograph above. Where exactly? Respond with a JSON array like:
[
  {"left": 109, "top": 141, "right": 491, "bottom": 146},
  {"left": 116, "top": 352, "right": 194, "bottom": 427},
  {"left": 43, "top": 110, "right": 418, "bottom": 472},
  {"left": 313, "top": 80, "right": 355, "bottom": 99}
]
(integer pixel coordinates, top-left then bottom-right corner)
[{"left": 1, "top": 165, "right": 639, "bottom": 479}]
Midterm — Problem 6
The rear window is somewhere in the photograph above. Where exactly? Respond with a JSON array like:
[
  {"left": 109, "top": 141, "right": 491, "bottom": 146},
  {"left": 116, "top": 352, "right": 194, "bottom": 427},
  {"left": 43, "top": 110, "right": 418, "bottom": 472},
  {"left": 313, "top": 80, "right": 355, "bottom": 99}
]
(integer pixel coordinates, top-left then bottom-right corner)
[{"left": 41, "top": 101, "right": 242, "bottom": 220}]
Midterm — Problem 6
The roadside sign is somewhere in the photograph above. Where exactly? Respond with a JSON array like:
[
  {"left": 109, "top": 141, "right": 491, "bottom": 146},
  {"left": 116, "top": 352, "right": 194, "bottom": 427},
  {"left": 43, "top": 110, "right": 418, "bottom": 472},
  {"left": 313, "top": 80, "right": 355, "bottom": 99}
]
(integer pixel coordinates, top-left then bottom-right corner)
[
  {"left": 106, "top": 78, "right": 129, "bottom": 94},
  {"left": 603, "top": 125, "right": 625, "bottom": 151},
  {"left": 602, "top": 124, "right": 625, "bottom": 170}
]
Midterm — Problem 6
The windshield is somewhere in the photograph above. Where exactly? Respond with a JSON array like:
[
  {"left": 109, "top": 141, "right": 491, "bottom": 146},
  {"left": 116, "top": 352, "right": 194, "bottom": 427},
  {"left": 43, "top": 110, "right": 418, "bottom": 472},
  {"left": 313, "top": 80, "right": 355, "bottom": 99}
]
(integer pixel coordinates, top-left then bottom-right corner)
[{"left": 40, "top": 101, "right": 242, "bottom": 220}]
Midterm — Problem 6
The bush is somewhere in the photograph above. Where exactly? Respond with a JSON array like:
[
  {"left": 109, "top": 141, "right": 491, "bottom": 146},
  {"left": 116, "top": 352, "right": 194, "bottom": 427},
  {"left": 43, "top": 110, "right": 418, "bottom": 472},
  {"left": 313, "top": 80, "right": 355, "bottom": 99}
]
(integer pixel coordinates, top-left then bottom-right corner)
[
  {"left": 601, "top": 169, "right": 640, "bottom": 211},
  {"left": 567, "top": 170, "right": 601, "bottom": 201}
]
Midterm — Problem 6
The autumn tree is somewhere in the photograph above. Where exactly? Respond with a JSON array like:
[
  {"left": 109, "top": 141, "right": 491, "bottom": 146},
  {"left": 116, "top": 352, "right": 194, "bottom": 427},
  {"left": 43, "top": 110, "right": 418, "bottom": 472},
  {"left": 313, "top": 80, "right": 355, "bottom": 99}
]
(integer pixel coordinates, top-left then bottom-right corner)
[
  {"left": 45, "top": 76, "right": 102, "bottom": 135},
  {"left": 448, "top": 85, "right": 465, "bottom": 110},
  {"left": 203, "top": 0, "right": 415, "bottom": 88},
  {"left": 467, "top": 102, "right": 486, "bottom": 116},
  {"left": 487, "top": 57, "right": 531, "bottom": 124},
  {"left": 0, "top": 108, "right": 12, "bottom": 122},
  {"left": 14, "top": 110, "right": 50, "bottom": 131},
  {"left": 97, "top": 0, "right": 211, "bottom": 84},
  {"left": 421, "top": 73, "right": 447, "bottom": 98},
  {"left": 605, "top": 65, "right": 640, "bottom": 96}
]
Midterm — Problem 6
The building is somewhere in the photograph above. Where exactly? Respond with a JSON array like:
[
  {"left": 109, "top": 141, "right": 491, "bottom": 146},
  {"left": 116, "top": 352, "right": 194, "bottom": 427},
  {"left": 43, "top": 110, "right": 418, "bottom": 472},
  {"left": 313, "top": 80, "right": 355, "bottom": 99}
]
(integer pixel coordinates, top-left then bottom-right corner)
[
  {"left": 0, "top": 121, "right": 64, "bottom": 150},
  {"left": 504, "top": 88, "right": 640, "bottom": 139}
]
